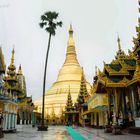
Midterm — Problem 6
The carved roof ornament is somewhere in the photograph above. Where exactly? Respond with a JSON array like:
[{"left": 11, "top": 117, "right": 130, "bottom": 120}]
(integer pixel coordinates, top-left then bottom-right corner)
[
  {"left": 115, "top": 35, "right": 126, "bottom": 60},
  {"left": 17, "top": 64, "right": 23, "bottom": 75}
]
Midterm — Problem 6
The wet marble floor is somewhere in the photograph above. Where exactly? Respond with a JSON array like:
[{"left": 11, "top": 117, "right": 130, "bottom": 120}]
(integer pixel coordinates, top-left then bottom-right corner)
[
  {"left": 1, "top": 125, "right": 72, "bottom": 140},
  {"left": 1, "top": 125, "right": 140, "bottom": 140}
]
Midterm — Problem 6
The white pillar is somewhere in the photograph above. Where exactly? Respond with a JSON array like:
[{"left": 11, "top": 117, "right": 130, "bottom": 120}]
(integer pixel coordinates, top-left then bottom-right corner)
[
  {"left": 15, "top": 114, "right": 17, "bottom": 129},
  {"left": 6, "top": 113, "right": 8, "bottom": 129},
  {"left": 10, "top": 113, "right": 12, "bottom": 128},
  {"left": 12, "top": 114, "right": 15, "bottom": 128},
  {"left": 91, "top": 113, "right": 93, "bottom": 126},
  {"left": 8, "top": 113, "right": 11, "bottom": 129},
  {"left": 20, "top": 119, "right": 22, "bottom": 125},
  {"left": 94, "top": 112, "right": 96, "bottom": 126},
  {"left": 24, "top": 120, "right": 26, "bottom": 124},
  {"left": 3, "top": 113, "right": 8, "bottom": 130}
]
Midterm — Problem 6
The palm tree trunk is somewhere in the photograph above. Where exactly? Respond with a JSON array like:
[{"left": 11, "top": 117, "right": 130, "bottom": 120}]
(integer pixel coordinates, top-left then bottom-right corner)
[{"left": 42, "top": 33, "right": 51, "bottom": 127}]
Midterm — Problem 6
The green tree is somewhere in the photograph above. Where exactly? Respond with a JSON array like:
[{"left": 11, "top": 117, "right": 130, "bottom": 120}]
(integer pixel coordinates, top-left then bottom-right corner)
[{"left": 39, "top": 11, "right": 62, "bottom": 129}]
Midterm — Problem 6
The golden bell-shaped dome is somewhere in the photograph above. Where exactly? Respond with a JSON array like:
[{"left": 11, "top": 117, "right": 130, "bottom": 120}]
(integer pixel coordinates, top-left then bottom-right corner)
[{"left": 34, "top": 25, "right": 91, "bottom": 116}]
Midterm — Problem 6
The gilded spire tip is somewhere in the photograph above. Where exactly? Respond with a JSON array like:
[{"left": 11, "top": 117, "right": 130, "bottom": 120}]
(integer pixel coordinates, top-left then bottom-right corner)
[
  {"left": 95, "top": 66, "right": 97, "bottom": 76},
  {"left": 69, "top": 24, "right": 73, "bottom": 35},
  {"left": 64, "top": 24, "right": 79, "bottom": 65},
  {"left": 11, "top": 48, "right": 15, "bottom": 65},
  {"left": 69, "top": 85, "right": 70, "bottom": 92},
  {"left": 18, "top": 64, "right": 23, "bottom": 75},
  {"left": 97, "top": 67, "right": 101, "bottom": 76},
  {"left": 117, "top": 34, "right": 121, "bottom": 50}
]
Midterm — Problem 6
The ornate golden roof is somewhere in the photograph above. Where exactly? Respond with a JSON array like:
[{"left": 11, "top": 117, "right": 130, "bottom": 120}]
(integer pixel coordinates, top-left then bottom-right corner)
[
  {"left": 65, "top": 86, "right": 74, "bottom": 111},
  {"left": 115, "top": 35, "right": 126, "bottom": 60},
  {"left": 4, "top": 49, "right": 19, "bottom": 91}
]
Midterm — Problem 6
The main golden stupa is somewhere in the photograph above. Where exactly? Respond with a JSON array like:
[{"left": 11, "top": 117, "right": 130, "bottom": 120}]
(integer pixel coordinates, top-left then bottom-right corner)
[{"left": 34, "top": 25, "right": 91, "bottom": 117}]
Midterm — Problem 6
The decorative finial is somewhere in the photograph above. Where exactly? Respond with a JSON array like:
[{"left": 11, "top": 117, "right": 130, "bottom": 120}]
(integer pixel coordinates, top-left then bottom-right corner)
[
  {"left": 69, "top": 24, "right": 73, "bottom": 36},
  {"left": 81, "top": 67, "right": 85, "bottom": 76},
  {"left": 69, "top": 85, "right": 70, "bottom": 93},
  {"left": 117, "top": 34, "right": 121, "bottom": 51},
  {"left": 11, "top": 48, "right": 15, "bottom": 65},
  {"left": 95, "top": 66, "right": 97, "bottom": 76},
  {"left": 97, "top": 67, "right": 101, "bottom": 76},
  {"left": 18, "top": 64, "right": 23, "bottom": 75}
]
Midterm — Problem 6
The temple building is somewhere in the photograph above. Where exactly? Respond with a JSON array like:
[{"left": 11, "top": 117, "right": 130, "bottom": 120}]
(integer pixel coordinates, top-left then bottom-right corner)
[
  {"left": 2, "top": 49, "right": 18, "bottom": 132},
  {"left": 34, "top": 25, "right": 91, "bottom": 121},
  {"left": 0, "top": 48, "right": 34, "bottom": 129},
  {"left": 16, "top": 65, "right": 34, "bottom": 125},
  {"left": 87, "top": 31, "right": 140, "bottom": 131},
  {"left": 78, "top": 2, "right": 140, "bottom": 131}
]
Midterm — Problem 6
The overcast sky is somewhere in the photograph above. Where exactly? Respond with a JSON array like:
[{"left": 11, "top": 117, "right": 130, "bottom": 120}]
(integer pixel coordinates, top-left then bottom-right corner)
[{"left": 0, "top": 0, "right": 138, "bottom": 100}]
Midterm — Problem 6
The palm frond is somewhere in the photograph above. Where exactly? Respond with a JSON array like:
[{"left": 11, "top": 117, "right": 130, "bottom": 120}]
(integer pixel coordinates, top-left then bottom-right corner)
[
  {"left": 56, "top": 21, "right": 62, "bottom": 27},
  {"left": 45, "top": 27, "right": 55, "bottom": 35},
  {"left": 39, "top": 11, "right": 62, "bottom": 35},
  {"left": 41, "top": 15, "right": 47, "bottom": 21},
  {"left": 39, "top": 22, "right": 47, "bottom": 28}
]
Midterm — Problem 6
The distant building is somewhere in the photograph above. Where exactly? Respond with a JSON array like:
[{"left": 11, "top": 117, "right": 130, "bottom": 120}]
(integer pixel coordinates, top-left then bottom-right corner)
[{"left": 16, "top": 64, "right": 34, "bottom": 125}]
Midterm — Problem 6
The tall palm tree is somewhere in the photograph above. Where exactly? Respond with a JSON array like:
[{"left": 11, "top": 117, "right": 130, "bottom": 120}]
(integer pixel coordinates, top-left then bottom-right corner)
[{"left": 39, "top": 11, "right": 62, "bottom": 130}]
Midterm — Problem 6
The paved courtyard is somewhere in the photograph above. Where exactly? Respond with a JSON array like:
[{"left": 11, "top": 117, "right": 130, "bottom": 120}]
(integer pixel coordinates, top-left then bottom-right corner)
[
  {"left": 1, "top": 125, "right": 72, "bottom": 140},
  {"left": 1, "top": 125, "right": 140, "bottom": 140}
]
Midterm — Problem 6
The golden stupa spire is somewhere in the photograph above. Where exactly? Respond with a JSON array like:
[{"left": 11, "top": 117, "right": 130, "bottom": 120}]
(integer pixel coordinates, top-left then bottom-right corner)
[
  {"left": 77, "top": 67, "right": 89, "bottom": 103},
  {"left": 115, "top": 35, "right": 126, "bottom": 60},
  {"left": 65, "top": 86, "right": 74, "bottom": 111},
  {"left": 95, "top": 66, "right": 97, "bottom": 76},
  {"left": 117, "top": 35, "right": 121, "bottom": 51},
  {"left": 8, "top": 49, "right": 16, "bottom": 74},
  {"left": 64, "top": 24, "right": 79, "bottom": 65},
  {"left": 97, "top": 67, "right": 101, "bottom": 76},
  {"left": 11, "top": 48, "right": 15, "bottom": 65},
  {"left": 18, "top": 64, "right": 23, "bottom": 75}
]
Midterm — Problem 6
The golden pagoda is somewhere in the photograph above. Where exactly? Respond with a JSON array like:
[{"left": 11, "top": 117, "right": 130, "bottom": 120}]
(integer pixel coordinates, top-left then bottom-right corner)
[
  {"left": 3, "top": 49, "right": 18, "bottom": 132},
  {"left": 34, "top": 25, "right": 91, "bottom": 117}
]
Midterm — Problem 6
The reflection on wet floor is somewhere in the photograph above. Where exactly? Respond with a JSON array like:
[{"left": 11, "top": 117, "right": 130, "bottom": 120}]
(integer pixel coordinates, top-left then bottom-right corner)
[
  {"left": 66, "top": 126, "right": 87, "bottom": 140},
  {"left": 2, "top": 126, "right": 72, "bottom": 140},
  {"left": 2, "top": 125, "right": 140, "bottom": 140}
]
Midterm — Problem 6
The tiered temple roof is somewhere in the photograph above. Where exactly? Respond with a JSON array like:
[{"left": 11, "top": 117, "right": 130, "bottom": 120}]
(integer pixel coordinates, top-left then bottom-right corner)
[
  {"left": 65, "top": 86, "right": 74, "bottom": 112},
  {"left": 77, "top": 68, "right": 90, "bottom": 105},
  {"left": 3, "top": 49, "right": 20, "bottom": 97}
]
